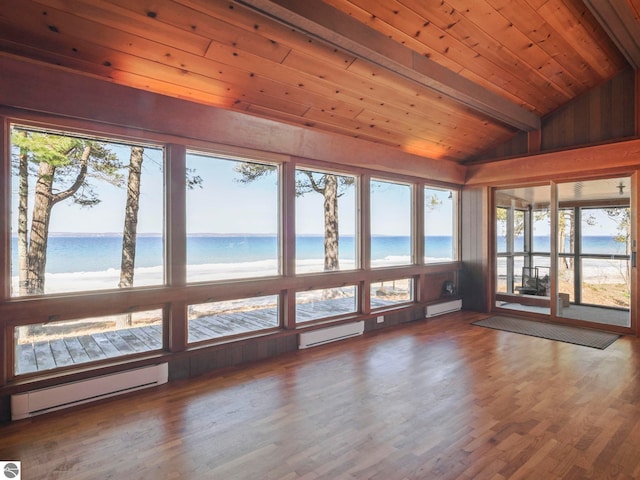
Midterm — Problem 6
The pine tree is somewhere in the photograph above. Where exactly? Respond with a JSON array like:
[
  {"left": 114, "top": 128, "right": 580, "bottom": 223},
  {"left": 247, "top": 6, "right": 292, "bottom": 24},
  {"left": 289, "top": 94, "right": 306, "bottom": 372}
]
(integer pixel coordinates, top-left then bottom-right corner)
[{"left": 11, "top": 128, "right": 123, "bottom": 295}]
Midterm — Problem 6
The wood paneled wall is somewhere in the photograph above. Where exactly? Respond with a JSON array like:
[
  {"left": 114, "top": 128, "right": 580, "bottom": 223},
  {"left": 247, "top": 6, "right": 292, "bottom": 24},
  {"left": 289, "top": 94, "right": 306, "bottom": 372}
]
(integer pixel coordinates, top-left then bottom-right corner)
[
  {"left": 471, "top": 68, "right": 637, "bottom": 163},
  {"left": 542, "top": 67, "right": 636, "bottom": 150},
  {"left": 460, "top": 186, "right": 490, "bottom": 312}
]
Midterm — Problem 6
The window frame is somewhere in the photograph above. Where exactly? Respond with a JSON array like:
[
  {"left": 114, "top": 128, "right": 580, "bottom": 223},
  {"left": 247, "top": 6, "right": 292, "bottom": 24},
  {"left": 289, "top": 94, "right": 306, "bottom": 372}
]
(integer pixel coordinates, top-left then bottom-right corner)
[
  {"left": 293, "top": 163, "right": 360, "bottom": 275},
  {"left": 369, "top": 177, "right": 415, "bottom": 269},
  {"left": 424, "top": 185, "right": 459, "bottom": 264},
  {"left": 8, "top": 122, "right": 168, "bottom": 298},
  {"left": 184, "top": 149, "right": 283, "bottom": 284}
]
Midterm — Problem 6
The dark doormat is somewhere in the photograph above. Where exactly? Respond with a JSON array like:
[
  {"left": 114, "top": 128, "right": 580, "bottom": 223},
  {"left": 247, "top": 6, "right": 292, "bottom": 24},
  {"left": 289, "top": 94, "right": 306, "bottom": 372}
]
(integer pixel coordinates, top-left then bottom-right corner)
[{"left": 472, "top": 315, "right": 620, "bottom": 350}]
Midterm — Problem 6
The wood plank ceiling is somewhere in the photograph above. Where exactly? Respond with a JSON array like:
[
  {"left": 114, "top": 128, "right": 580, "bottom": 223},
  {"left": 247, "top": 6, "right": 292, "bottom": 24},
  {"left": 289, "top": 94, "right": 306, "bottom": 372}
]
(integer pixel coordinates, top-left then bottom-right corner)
[{"left": 0, "top": 0, "right": 637, "bottom": 163}]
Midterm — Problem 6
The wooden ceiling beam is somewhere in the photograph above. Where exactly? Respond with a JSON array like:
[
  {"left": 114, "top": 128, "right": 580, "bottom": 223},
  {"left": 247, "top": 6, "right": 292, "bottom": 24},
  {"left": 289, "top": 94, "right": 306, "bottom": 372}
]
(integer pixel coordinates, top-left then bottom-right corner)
[
  {"left": 465, "top": 139, "right": 640, "bottom": 186},
  {"left": 583, "top": 0, "right": 640, "bottom": 69},
  {"left": 233, "top": 0, "right": 541, "bottom": 132}
]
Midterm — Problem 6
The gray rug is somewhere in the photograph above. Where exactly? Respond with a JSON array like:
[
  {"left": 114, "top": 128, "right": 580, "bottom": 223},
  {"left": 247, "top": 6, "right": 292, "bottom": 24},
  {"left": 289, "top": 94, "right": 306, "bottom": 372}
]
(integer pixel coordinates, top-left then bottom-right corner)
[{"left": 472, "top": 315, "right": 619, "bottom": 350}]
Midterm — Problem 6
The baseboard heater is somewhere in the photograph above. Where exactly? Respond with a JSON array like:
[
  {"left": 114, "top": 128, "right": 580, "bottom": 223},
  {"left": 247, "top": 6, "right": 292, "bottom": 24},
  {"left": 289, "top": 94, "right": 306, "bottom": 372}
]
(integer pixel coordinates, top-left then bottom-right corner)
[
  {"left": 11, "top": 363, "right": 168, "bottom": 421},
  {"left": 299, "top": 321, "right": 364, "bottom": 349},
  {"left": 425, "top": 299, "right": 462, "bottom": 318}
]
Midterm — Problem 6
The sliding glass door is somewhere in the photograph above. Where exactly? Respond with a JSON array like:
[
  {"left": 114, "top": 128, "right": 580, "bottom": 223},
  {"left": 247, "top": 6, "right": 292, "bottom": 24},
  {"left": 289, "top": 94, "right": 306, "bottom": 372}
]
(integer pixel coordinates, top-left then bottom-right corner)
[
  {"left": 494, "top": 185, "right": 551, "bottom": 315},
  {"left": 494, "top": 176, "right": 635, "bottom": 331},
  {"left": 554, "top": 178, "right": 632, "bottom": 328}
]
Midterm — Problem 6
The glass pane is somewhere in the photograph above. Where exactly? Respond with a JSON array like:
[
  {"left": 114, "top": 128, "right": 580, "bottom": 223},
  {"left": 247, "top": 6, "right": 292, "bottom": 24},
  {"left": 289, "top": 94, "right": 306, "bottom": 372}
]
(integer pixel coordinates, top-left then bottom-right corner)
[
  {"left": 556, "top": 178, "right": 631, "bottom": 326},
  {"left": 514, "top": 210, "right": 525, "bottom": 252},
  {"left": 581, "top": 258, "right": 630, "bottom": 308},
  {"left": 185, "top": 153, "right": 279, "bottom": 282},
  {"left": 296, "top": 286, "right": 357, "bottom": 323},
  {"left": 10, "top": 126, "right": 164, "bottom": 296},
  {"left": 532, "top": 208, "right": 551, "bottom": 252},
  {"left": 370, "top": 279, "right": 413, "bottom": 308},
  {"left": 558, "top": 208, "right": 575, "bottom": 254},
  {"left": 513, "top": 256, "right": 525, "bottom": 292},
  {"left": 370, "top": 180, "right": 412, "bottom": 267},
  {"left": 558, "top": 257, "right": 575, "bottom": 304},
  {"left": 15, "top": 309, "right": 163, "bottom": 375},
  {"left": 424, "top": 187, "right": 456, "bottom": 263},
  {"left": 496, "top": 257, "right": 507, "bottom": 293},
  {"left": 188, "top": 295, "right": 279, "bottom": 343},
  {"left": 581, "top": 207, "right": 630, "bottom": 255},
  {"left": 532, "top": 255, "right": 551, "bottom": 269},
  {"left": 496, "top": 207, "right": 508, "bottom": 253},
  {"left": 495, "top": 185, "right": 551, "bottom": 316},
  {"left": 295, "top": 169, "right": 356, "bottom": 273}
]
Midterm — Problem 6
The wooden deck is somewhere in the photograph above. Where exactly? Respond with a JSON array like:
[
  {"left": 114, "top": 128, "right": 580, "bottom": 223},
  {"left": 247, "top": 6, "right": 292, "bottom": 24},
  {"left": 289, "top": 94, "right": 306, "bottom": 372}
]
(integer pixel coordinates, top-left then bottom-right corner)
[
  {"left": 16, "top": 325, "right": 165, "bottom": 375},
  {"left": 15, "top": 297, "right": 398, "bottom": 375}
]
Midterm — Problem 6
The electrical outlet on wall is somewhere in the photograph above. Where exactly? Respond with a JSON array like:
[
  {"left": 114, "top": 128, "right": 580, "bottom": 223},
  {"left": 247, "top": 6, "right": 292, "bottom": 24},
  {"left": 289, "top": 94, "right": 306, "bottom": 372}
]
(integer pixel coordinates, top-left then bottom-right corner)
[{"left": 377, "top": 316, "right": 384, "bottom": 324}]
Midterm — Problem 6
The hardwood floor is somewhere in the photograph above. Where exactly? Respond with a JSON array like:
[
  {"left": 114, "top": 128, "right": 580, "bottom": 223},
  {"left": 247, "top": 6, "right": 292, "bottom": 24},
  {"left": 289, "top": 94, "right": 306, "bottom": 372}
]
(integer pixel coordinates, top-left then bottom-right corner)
[{"left": 2, "top": 310, "right": 640, "bottom": 479}]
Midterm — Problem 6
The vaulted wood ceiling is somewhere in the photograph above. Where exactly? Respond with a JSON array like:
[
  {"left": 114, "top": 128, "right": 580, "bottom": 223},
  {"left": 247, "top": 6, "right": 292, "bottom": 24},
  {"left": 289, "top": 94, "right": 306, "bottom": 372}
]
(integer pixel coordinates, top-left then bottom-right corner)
[{"left": 0, "top": 0, "right": 638, "bottom": 163}]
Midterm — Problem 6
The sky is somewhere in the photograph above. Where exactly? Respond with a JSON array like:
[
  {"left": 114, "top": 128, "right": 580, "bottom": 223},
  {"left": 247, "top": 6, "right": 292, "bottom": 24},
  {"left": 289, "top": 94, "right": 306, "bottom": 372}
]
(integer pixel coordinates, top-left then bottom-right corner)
[{"left": 12, "top": 138, "right": 456, "bottom": 236}]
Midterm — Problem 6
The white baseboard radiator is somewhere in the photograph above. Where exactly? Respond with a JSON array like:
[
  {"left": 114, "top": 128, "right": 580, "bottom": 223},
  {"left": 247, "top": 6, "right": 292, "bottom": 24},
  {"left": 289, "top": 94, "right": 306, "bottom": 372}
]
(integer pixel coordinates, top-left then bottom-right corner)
[
  {"left": 425, "top": 299, "right": 462, "bottom": 318},
  {"left": 11, "top": 363, "right": 169, "bottom": 420},
  {"left": 299, "top": 321, "right": 364, "bottom": 349}
]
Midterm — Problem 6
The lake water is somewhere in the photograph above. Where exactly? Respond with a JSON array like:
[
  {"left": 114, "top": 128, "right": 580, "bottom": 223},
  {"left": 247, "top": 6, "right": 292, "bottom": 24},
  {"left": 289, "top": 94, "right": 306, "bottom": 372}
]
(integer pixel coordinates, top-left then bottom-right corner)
[
  {"left": 10, "top": 234, "right": 626, "bottom": 294},
  {"left": 11, "top": 234, "right": 455, "bottom": 275}
]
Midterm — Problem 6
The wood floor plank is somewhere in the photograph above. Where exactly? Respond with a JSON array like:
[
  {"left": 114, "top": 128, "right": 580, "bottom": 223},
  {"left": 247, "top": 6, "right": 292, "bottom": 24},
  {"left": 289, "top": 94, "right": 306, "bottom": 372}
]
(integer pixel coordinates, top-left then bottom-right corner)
[
  {"left": 32, "top": 342, "right": 56, "bottom": 371},
  {"left": 128, "top": 327, "right": 162, "bottom": 350},
  {"left": 90, "top": 332, "right": 121, "bottom": 358},
  {"left": 48, "top": 339, "right": 73, "bottom": 367},
  {"left": 63, "top": 337, "right": 92, "bottom": 364},
  {"left": 101, "top": 331, "right": 136, "bottom": 354},
  {"left": 4, "top": 311, "right": 640, "bottom": 479},
  {"left": 115, "top": 330, "right": 151, "bottom": 352},
  {"left": 77, "top": 335, "right": 109, "bottom": 360},
  {"left": 15, "top": 343, "right": 37, "bottom": 374}
]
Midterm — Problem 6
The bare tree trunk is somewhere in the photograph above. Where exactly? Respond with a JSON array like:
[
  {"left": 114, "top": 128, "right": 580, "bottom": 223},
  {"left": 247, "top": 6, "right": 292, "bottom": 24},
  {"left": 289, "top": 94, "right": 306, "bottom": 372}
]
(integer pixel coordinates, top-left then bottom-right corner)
[
  {"left": 26, "top": 161, "right": 56, "bottom": 295},
  {"left": 119, "top": 146, "right": 143, "bottom": 288},
  {"left": 118, "top": 147, "right": 143, "bottom": 328},
  {"left": 568, "top": 209, "right": 575, "bottom": 269},
  {"left": 17, "top": 133, "right": 29, "bottom": 296},
  {"left": 323, "top": 174, "right": 339, "bottom": 271},
  {"left": 558, "top": 210, "right": 574, "bottom": 270}
]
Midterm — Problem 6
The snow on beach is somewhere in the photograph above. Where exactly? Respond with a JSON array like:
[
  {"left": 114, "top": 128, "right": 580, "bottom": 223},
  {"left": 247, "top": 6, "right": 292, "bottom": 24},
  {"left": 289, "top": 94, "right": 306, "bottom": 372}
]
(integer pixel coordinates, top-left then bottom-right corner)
[
  {"left": 12, "top": 253, "right": 627, "bottom": 297},
  {"left": 10, "top": 255, "right": 458, "bottom": 296},
  {"left": 497, "top": 257, "right": 629, "bottom": 284}
]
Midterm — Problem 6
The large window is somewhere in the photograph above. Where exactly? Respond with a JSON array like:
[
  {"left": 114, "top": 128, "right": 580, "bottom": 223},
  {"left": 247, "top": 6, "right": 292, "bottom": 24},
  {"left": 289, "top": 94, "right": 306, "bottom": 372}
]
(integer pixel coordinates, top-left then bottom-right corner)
[
  {"left": 295, "top": 168, "right": 357, "bottom": 273},
  {"left": 15, "top": 309, "right": 163, "bottom": 375},
  {"left": 5, "top": 121, "right": 463, "bottom": 379},
  {"left": 370, "top": 179, "right": 413, "bottom": 267},
  {"left": 296, "top": 286, "right": 357, "bottom": 323},
  {"left": 10, "top": 125, "right": 164, "bottom": 296},
  {"left": 188, "top": 295, "right": 279, "bottom": 343},
  {"left": 185, "top": 153, "right": 280, "bottom": 282},
  {"left": 370, "top": 278, "right": 413, "bottom": 309},
  {"left": 424, "top": 187, "right": 457, "bottom": 263}
]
